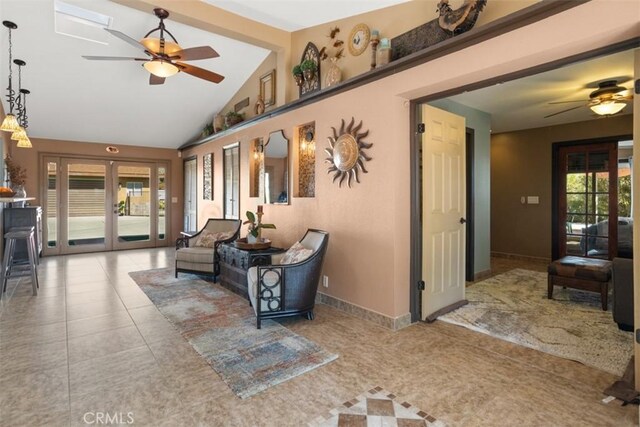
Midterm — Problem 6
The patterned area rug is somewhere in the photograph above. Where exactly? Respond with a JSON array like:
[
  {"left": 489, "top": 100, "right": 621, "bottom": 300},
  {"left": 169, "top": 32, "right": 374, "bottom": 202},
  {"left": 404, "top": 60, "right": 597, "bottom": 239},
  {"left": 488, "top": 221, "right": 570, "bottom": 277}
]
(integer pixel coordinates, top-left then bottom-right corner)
[
  {"left": 440, "top": 269, "right": 633, "bottom": 376},
  {"left": 129, "top": 268, "right": 338, "bottom": 399},
  {"left": 308, "top": 386, "right": 445, "bottom": 427}
]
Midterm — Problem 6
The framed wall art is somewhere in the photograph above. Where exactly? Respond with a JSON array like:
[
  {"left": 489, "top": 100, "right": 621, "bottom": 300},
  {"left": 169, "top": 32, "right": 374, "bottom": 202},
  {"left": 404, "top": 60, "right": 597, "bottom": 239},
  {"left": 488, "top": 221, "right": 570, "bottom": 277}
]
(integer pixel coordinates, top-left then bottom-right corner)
[
  {"left": 259, "top": 70, "right": 276, "bottom": 108},
  {"left": 203, "top": 152, "right": 213, "bottom": 200}
]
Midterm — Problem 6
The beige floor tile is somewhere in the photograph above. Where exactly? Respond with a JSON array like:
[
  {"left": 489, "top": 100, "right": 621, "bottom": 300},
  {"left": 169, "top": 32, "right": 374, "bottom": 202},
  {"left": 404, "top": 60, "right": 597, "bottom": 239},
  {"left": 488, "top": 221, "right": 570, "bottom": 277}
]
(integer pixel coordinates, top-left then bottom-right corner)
[
  {"left": 67, "top": 325, "right": 146, "bottom": 365},
  {"left": 0, "top": 406, "right": 70, "bottom": 427},
  {"left": 69, "top": 346, "right": 161, "bottom": 399},
  {"left": 0, "top": 339, "right": 68, "bottom": 380},
  {"left": 128, "top": 304, "right": 167, "bottom": 325},
  {"left": 66, "top": 297, "right": 126, "bottom": 322},
  {"left": 66, "top": 310, "right": 134, "bottom": 339},
  {"left": 0, "top": 319, "right": 67, "bottom": 346},
  {"left": 0, "top": 365, "right": 69, "bottom": 414},
  {"left": 65, "top": 287, "right": 121, "bottom": 306}
]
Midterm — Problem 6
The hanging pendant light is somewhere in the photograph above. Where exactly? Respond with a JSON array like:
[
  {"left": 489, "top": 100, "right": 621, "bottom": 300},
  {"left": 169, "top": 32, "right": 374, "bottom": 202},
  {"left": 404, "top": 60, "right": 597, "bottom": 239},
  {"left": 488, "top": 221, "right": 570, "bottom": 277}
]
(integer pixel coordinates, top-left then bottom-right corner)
[
  {"left": 1, "top": 21, "right": 20, "bottom": 132},
  {"left": 10, "top": 59, "right": 25, "bottom": 141},
  {"left": 15, "top": 88, "right": 31, "bottom": 148}
]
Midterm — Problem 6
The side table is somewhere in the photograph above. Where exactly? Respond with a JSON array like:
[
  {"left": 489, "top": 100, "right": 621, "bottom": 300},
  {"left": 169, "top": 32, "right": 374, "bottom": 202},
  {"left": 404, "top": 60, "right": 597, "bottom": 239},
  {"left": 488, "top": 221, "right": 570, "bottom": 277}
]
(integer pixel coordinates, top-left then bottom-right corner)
[{"left": 218, "top": 243, "right": 284, "bottom": 298}]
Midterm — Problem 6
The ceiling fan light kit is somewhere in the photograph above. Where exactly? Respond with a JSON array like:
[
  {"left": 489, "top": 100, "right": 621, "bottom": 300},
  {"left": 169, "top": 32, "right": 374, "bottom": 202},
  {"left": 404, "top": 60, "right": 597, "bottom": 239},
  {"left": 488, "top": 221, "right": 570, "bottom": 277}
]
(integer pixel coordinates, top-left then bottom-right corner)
[
  {"left": 143, "top": 60, "right": 179, "bottom": 78},
  {"left": 590, "top": 101, "right": 626, "bottom": 116},
  {"left": 84, "top": 8, "right": 224, "bottom": 85}
]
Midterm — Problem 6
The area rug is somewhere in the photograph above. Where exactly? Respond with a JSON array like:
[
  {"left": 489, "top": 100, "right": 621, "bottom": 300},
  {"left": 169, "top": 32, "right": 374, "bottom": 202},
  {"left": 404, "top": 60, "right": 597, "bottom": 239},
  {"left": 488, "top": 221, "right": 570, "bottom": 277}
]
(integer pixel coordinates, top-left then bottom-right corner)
[
  {"left": 439, "top": 268, "right": 633, "bottom": 376},
  {"left": 129, "top": 268, "right": 338, "bottom": 399},
  {"left": 308, "top": 386, "right": 445, "bottom": 427}
]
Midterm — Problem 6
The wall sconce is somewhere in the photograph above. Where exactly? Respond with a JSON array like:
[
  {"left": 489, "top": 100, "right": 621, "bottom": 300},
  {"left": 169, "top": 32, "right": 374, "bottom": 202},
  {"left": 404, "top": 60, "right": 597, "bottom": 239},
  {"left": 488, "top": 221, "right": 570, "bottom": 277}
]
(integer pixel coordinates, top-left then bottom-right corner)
[
  {"left": 253, "top": 142, "right": 263, "bottom": 160},
  {"left": 301, "top": 129, "right": 315, "bottom": 153}
]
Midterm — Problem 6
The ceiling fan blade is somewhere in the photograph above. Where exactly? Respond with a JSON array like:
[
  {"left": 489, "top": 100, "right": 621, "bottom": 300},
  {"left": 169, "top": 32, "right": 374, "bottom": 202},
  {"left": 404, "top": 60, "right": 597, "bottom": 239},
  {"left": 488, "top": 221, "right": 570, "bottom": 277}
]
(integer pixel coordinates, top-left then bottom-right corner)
[
  {"left": 105, "top": 29, "right": 152, "bottom": 56},
  {"left": 172, "top": 46, "right": 219, "bottom": 61},
  {"left": 176, "top": 62, "right": 225, "bottom": 83},
  {"left": 544, "top": 105, "right": 583, "bottom": 118},
  {"left": 149, "top": 74, "right": 165, "bottom": 85},
  {"left": 82, "top": 56, "right": 148, "bottom": 61},
  {"left": 548, "top": 100, "right": 587, "bottom": 105}
]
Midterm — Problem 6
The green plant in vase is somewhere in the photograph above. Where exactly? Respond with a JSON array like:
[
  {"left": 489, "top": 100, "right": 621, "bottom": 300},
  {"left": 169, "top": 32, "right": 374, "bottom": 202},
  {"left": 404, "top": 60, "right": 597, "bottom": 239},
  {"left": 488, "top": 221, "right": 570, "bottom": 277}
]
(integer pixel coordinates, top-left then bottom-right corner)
[
  {"left": 300, "top": 59, "right": 318, "bottom": 82},
  {"left": 292, "top": 64, "right": 304, "bottom": 87},
  {"left": 243, "top": 210, "right": 276, "bottom": 243}
]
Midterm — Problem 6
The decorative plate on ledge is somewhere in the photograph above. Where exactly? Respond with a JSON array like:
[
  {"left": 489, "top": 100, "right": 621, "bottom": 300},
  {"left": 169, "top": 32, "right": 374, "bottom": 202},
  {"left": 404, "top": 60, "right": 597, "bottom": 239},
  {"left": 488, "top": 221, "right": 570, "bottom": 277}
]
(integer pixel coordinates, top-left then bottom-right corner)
[{"left": 234, "top": 238, "right": 272, "bottom": 250}]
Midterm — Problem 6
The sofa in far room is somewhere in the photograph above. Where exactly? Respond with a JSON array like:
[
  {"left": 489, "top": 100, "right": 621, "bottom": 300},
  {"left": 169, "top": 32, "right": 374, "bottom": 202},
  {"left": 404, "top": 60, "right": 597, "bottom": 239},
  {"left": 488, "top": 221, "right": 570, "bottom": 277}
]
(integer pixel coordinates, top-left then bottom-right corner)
[{"left": 612, "top": 257, "right": 634, "bottom": 331}]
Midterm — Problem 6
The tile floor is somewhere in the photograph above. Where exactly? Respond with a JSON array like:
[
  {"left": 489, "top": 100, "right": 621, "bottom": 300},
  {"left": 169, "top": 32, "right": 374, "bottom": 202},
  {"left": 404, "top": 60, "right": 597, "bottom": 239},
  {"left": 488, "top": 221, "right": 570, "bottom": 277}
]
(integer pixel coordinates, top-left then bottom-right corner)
[{"left": 0, "top": 249, "right": 636, "bottom": 426}]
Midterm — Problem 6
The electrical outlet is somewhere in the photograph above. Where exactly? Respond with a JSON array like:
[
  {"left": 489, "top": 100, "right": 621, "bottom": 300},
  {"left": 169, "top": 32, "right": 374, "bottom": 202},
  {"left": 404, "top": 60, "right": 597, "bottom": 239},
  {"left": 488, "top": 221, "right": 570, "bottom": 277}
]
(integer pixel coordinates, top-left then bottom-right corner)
[{"left": 322, "top": 275, "right": 329, "bottom": 288}]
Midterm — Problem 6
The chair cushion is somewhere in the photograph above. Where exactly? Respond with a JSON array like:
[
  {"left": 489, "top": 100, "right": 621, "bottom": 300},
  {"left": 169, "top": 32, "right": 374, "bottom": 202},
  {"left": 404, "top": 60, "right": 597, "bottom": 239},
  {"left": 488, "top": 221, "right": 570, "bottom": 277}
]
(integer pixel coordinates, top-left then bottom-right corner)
[
  {"left": 175, "top": 246, "right": 215, "bottom": 263},
  {"left": 280, "top": 242, "right": 314, "bottom": 265},
  {"left": 548, "top": 256, "right": 612, "bottom": 282},
  {"left": 194, "top": 230, "right": 234, "bottom": 248}
]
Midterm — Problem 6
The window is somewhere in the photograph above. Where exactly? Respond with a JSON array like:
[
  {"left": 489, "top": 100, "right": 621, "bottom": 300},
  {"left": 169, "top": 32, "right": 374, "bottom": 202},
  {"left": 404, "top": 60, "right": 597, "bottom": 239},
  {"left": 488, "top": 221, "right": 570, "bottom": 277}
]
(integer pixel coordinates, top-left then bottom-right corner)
[{"left": 126, "top": 182, "right": 143, "bottom": 196}]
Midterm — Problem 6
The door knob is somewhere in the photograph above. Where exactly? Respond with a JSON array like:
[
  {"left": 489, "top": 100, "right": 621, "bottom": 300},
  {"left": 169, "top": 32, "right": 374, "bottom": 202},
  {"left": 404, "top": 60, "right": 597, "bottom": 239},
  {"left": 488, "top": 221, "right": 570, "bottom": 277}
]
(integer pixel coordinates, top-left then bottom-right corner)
[{"left": 459, "top": 217, "right": 467, "bottom": 224}]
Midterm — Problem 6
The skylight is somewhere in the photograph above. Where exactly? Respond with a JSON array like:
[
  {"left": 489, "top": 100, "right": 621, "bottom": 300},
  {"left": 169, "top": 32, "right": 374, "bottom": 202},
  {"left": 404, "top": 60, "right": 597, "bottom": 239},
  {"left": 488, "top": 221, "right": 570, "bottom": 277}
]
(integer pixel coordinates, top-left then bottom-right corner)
[{"left": 54, "top": 0, "right": 112, "bottom": 44}]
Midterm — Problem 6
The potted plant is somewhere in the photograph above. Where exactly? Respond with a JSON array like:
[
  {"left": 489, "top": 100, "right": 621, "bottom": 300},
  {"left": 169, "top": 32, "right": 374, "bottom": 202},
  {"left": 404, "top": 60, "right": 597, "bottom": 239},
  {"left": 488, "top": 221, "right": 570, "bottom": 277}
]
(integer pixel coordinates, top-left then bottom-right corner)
[
  {"left": 243, "top": 210, "right": 276, "bottom": 243},
  {"left": 292, "top": 64, "right": 304, "bottom": 87},
  {"left": 300, "top": 59, "right": 318, "bottom": 82},
  {"left": 224, "top": 111, "right": 244, "bottom": 129}
]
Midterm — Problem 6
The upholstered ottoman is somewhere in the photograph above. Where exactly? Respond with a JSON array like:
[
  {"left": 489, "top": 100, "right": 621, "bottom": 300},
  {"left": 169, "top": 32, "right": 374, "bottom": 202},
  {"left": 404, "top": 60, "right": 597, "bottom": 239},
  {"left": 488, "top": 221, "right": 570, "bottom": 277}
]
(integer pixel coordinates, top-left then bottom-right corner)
[{"left": 547, "top": 256, "right": 612, "bottom": 311}]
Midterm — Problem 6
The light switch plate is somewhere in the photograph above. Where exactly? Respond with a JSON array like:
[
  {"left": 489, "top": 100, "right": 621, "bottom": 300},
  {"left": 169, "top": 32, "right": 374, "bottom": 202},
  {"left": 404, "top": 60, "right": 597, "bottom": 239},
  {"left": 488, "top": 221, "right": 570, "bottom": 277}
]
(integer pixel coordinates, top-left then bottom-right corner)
[
  {"left": 171, "top": 197, "right": 178, "bottom": 203},
  {"left": 527, "top": 196, "right": 539, "bottom": 205}
]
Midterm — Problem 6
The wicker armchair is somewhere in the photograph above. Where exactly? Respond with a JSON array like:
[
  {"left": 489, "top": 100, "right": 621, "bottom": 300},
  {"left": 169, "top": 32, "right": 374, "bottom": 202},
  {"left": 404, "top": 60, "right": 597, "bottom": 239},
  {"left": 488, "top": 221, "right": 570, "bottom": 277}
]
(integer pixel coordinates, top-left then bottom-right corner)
[
  {"left": 247, "top": 229, "right": 329, "bottom": 329},
  {"left": 175, "top": 218, "right": 241, "bottom": 280}
]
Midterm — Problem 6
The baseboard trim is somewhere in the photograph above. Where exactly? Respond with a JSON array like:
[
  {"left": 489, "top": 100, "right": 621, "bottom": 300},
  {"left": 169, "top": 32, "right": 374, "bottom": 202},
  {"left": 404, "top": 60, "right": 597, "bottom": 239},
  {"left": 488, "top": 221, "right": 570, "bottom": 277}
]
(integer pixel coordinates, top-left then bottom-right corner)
[
  {"left": 491, "top": 251, "right": 550, "bottom": 264},
  {"left": 473, "top": 269, "right": 492, "bottom": 281},
  {"left": 316, "top": 292, "right": 412, "bottom": 331}
]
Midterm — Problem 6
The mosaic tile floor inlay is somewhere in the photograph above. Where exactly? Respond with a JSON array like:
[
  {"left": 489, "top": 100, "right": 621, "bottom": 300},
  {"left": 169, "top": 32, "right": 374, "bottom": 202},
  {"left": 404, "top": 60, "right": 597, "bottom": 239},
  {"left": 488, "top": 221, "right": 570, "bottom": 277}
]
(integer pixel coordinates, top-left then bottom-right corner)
[{"left": 309, "top": 386, "right": 445, "bottom": 427}]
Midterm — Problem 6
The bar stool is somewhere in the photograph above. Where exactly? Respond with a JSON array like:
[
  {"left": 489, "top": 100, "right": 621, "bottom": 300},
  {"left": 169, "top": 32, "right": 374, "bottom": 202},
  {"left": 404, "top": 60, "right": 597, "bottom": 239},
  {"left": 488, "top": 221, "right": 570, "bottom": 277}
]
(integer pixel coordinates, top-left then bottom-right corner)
[
  {"left": 1, "top": 227, "right": 39, "bottom": 299},
  {"left": 8, "top": 226, "right": 39, "bottom": 265}
]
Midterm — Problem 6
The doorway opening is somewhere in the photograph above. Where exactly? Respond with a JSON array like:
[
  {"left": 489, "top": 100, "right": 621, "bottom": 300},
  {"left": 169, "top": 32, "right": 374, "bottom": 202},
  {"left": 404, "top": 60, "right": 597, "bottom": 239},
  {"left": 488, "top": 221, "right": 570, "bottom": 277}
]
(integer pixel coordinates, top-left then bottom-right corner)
[{"left": 42, "top": 156, "right": 169, "bottom": 255}]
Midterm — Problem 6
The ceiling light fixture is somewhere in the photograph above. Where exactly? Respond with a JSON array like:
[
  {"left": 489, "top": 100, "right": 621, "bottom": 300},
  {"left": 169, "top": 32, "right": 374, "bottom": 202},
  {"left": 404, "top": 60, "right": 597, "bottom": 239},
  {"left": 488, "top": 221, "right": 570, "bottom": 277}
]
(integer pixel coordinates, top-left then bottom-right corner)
[
  {"left": 143, "top": 59, "right": 179, "bottom": 78},
  {"left": 0, "top": 21, "right": 20, "bottom": 132},
  {"left": 590, "top": 101, "right": 627, "bottom": 116},
  {"left": 15, "top": 89, "right": 31, "bottom": 148}
]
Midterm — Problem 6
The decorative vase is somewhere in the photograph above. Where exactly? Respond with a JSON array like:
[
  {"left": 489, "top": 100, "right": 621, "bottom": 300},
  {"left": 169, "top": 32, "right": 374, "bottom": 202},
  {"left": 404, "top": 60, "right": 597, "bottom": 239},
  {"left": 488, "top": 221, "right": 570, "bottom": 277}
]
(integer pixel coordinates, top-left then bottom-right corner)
[
  {"left": 213, "top": 114, "right": 224, "bottom": 133},
  {"left": 303, "top": 69, "right": 315, "bottom": 82},
  {"left": 324, "top": 58, "right": 342, "bottom": 87},
  {"left": 293, "top": 73, "right": 304, "bottom": 87},
  {"left": 11, "top": 184, "right": 26, "bottom": 207}
]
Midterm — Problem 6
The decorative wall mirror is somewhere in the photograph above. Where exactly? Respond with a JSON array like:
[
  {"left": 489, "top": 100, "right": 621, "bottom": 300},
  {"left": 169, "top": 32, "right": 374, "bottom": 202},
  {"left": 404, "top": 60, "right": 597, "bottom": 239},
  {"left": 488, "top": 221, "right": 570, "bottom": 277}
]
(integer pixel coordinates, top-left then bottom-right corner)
[{"left": 263, "top": 130, "right": 289, "bottom": 204}]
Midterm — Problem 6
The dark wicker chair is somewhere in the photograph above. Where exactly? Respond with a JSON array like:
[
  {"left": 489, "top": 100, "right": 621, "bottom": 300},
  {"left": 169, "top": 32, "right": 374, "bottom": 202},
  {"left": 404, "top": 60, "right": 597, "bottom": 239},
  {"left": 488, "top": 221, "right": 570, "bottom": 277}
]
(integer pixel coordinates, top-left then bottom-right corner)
[
  {"left": 175, "top": 218, "right": 241, "bottom": 281},
  {"left": 247, "top": 229, "right": 329, "bottom": 329}
]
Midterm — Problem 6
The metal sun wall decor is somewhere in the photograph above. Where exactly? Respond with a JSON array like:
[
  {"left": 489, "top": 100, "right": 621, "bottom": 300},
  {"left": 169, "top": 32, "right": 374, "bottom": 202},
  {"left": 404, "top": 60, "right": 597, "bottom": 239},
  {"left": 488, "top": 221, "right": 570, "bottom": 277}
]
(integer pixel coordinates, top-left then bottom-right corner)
[{"left": 325, "top": 118, "right": 372, "bottom": 188}]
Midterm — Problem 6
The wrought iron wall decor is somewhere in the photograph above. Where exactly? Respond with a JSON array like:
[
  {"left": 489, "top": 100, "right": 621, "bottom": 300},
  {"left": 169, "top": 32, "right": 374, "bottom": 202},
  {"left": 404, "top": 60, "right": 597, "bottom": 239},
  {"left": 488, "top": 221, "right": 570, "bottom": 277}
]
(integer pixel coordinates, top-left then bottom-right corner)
[
  {"left": 203, "top": 152, "right": 213, "bottom": 200},
  {"left": 298, "top": 123, "right": 316, "bottom": 197},
  {"left": 299, "top": 42, "right": 320, "bottom": 98},
  {"left": 325, "top": 118, "right": 372, "bottom": 188},
  {"left": 391, "top": 0, "right": 487, "bottom": 61}
]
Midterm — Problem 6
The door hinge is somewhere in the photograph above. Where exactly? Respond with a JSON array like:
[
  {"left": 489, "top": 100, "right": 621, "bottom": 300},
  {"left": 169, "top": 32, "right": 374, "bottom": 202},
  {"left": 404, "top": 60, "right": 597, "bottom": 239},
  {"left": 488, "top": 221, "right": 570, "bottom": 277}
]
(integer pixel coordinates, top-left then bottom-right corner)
[
  {"left": 635, "top": 79, "right": 640, "bottom": 95},
  {"left": 417, "top": 280, "right": 425, "bottom": 291},
  {"left": 417, "top": 123, "right": 425, "bottom": 134}
]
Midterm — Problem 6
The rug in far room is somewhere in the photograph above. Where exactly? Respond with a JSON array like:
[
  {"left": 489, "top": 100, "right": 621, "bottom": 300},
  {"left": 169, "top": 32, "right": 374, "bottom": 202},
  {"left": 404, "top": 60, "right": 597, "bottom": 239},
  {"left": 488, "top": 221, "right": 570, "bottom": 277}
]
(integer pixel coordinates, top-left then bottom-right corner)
[
  {"left": 129, "top": 268, "right": 338, "bottom": 399},
  {"left": 439, "top": 268, "right": 633, "bottom": 376}
]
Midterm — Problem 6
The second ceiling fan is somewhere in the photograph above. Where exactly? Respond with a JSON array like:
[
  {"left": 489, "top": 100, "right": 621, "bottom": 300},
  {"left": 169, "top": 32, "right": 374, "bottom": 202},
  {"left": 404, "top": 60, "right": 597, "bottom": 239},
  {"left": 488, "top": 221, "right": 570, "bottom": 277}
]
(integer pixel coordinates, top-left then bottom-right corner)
[
  {"left": 545, "top": 79, "right": 632, "bottom": 118},
  {"left": 83, "top": 8, "right": 224, "bottom": 86}
]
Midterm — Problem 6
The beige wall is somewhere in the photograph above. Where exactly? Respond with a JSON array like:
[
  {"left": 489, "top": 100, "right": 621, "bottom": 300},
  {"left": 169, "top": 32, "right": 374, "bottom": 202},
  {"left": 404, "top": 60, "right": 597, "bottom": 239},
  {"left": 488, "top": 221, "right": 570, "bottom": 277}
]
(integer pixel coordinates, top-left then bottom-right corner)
[
  {"left": 491, "top": 115, "right": 633, "bottom": 259},
  {"left": 183, "top": 1, "right": 639, "bottom": 319},
  {"left": 220, "top": 52, "right": 279, "bottom": 122},
  {"left": 7, "top": 138, "right": 183, "bottom": 243}
]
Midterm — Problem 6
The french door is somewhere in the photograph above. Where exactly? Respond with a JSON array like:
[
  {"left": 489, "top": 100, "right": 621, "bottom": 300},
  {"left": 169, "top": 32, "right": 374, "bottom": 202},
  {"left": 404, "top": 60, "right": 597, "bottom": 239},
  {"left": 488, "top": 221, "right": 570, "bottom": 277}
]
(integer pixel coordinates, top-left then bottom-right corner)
[
  {"left": 43, "top": 156, "right": 169, "bottom": 255},
  {"left": 556, "top": 142, "right": 618, "bottom": 259},
  {"left": 183, "top": 157, "right": 197, "bottom": 232}
]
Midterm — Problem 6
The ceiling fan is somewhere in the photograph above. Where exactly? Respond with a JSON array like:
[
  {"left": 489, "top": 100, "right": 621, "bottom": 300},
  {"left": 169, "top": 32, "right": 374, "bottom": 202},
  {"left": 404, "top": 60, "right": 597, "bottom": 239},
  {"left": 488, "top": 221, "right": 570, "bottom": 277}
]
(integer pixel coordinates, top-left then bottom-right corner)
[
  {"left": 544, "top": 79, "right": 633, "bottom": 118},
  {"left": 83, "top": 8, "right": 224, "bottom": 86}
]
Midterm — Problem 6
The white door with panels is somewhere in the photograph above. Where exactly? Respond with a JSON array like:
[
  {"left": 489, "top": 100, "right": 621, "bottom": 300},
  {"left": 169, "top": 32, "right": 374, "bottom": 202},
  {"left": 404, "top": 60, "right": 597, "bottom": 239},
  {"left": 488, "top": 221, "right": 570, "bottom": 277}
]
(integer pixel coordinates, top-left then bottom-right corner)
[{"left": 421, "top": 105, "right": 466, "bottom": 320}]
